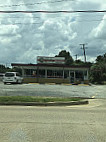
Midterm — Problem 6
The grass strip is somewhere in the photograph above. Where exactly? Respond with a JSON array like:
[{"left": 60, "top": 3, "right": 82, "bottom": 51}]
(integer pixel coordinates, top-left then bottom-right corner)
[{"left": 0, "top": 96, "right": 83, "bottom": 103}]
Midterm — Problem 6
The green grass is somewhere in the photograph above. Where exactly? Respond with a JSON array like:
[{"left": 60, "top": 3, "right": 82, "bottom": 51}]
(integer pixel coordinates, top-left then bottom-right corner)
[{"left": 0, "top": 96, "right": 83, "bottom": 103}]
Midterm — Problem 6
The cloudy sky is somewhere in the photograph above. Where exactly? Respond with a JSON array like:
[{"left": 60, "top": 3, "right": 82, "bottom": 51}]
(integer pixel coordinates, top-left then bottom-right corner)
[{"left": 0, "top": 0, "right": 106, "bottom": 66}]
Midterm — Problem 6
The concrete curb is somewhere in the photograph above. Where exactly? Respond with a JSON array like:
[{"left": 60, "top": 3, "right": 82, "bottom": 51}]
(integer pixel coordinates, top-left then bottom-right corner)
[
  {"left": 0, "top": 100, "right": 89, "bottom": 106},
  {"left": 28, "top": 83, "right": 90, "bottom": 86}
]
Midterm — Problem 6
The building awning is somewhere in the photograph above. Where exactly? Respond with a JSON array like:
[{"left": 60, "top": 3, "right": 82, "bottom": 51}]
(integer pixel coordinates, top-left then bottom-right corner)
[{"left": 11, "top": 63, "right": 90, "bottom": 69}]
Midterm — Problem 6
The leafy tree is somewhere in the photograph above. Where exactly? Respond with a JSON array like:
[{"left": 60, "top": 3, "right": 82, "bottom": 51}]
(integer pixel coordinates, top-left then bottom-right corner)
[
  {"left": 73, "top": 59, "right": 92, "bottom": 67},
  {"left": 0, "top": 65, "right": 22, "bottom": 75},
  {"left": 96, "top": 55, "right": 103, "bottom": 62},
  {"left": 10, "top": 67, "right": 22, "bottom": 75},
  {"left": 75, "top": 59, "right": 84, "bottom": 64},
  {"left": 0, "top": 65, "right": 6, "bottom": 73},
  {"left": 90, "top": 64, "right": 103, "bottom": 83},
  {"left": 96, "top": 53, "right": 106, "bottom": 63},
  {"left": 0, "top": 65, "right": 11, "bottom": 73},
  {"left": 90, "top": 53, "right": 106, "bottom": 84},
  {"left": 55, "top": 50, "right": 74, "bottom": 65}
]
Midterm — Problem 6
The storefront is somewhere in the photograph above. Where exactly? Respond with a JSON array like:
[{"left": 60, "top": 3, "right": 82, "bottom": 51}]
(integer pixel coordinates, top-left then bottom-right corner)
[{"left": 11, "top": 63, "right": 89, "bottom": 84}]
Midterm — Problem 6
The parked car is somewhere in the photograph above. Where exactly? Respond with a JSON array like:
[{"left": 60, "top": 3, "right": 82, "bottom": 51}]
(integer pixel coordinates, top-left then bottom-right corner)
[{"left": 3, "top": 72, "right": 23, "bottom": 84}]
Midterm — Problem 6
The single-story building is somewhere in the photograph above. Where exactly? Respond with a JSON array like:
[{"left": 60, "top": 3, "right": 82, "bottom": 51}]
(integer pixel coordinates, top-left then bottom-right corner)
[
  {"left": 11, "top": 56, "right": 90, "bottom": 84},
  {"left": 11, "top": 63, "right": 90, "bottom": 84}
]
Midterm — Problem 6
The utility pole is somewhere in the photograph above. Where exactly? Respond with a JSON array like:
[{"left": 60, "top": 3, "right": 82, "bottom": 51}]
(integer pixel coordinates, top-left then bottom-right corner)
[
  {"left": 80, "top": 44, "right": 87, "bottom": 62},
  {"left": 74, "top": 54, "right": 78, "bottom": 61}
]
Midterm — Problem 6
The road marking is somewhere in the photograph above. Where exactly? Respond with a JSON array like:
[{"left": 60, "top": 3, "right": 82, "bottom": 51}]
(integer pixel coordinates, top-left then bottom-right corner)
[
  {"left": 45, "top": 83, "right": 56, "bottom": 85},
  {"left": 29, "top": 83, "right": 39, "bottom": 85},
  {"left": 78, "top": 84, "right": 89, "bottom": 86},
  {"left": 92, "top": 93, "right": 98, "bottom": 99},
  {"left": 62, "top": 84, "right": 72, "bottom": 86}
]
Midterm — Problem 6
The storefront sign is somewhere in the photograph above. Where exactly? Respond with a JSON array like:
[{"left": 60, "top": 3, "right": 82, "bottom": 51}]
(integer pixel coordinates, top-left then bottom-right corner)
[{"left": 37, "top": 56, "right": 65, "bottom": 64}]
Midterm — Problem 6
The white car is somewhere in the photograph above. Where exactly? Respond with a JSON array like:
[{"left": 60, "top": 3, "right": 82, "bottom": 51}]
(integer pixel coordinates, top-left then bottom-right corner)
[{"left": 3, "top": 72, "right": 23, "bottom": 84}]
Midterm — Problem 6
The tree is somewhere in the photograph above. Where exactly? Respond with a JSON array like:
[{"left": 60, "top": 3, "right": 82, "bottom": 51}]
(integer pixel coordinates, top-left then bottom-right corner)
[
  {"left": 90, "top": 53, "right": 106, "bottom": 83},
  {"left": 55, "top": 50, "right": 74, "bottom": 65},
  {"left": 10, "top": 67, "right": 22, "bottom": 75},
  {"left": 75, "top": 59, "right": 84, "bottom": 64},
  {"left": 96, "top": 55, "right": 104, "bottom": 62},
  {"left": 90, "top": 64, "right": 103, "bottom": 83},
  {"left": 0, "top": 65, "right": 11, "bottom": 73},
  {"left": 0, "top": 65, "right": 5, "bottom": 73},
  {"left": 96, "top": 53, "right": 106, "bottom": 63}
]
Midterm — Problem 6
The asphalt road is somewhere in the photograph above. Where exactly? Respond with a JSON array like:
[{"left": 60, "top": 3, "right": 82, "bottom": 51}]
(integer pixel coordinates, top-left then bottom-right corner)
[
  {"left": 0, "top": 82, "right": 106, "bottom": 98},
  {"left": 0, "top": 99, "right": 106, "bottom": 142}
]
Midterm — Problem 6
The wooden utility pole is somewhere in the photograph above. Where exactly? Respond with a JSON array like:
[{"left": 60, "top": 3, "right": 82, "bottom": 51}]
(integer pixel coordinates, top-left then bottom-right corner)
[
  {"left": 80, "top": 44, "right": 87, "bottom": 62},
  {"left": 75, "top": 54, "right": 78, "bottom": 60}
]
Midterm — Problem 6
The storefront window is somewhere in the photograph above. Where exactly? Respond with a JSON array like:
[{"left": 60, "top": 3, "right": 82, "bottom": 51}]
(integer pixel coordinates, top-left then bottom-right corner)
[
  {"left": 47, "top": 70, "right": 63, "bottom": 78},
  {"left": 38, "top": 69, "right": 45, "bottom": 78},
  {"left": 25, "top": 69, "right": 37, "bottom": 77},
  {"left": 64, "top": 70, "right": 69, "bottom": 78}
]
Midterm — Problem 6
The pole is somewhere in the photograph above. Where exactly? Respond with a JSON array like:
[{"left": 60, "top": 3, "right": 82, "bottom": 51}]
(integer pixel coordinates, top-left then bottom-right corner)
[
  {"left": 80, "top": 44, "right": 87, "bottom": 62},
  {"left": 75, "top": 54, "right": 78, "bottom": 60}
]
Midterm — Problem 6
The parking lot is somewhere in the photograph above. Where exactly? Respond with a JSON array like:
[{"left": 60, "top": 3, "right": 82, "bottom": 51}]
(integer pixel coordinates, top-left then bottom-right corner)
[{"left": 0, "top": 82, "right": 106, "bottom": 99}]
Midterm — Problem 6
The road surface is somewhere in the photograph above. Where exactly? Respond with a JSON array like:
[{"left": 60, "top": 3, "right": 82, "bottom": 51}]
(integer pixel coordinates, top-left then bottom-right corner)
[{"left": 0, "top": 99, "right": 106, "bottom": 142}]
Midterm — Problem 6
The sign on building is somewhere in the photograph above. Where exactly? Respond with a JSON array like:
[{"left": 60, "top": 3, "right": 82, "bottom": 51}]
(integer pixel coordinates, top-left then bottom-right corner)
[{"left": 37, "top": 56, "right": 65, "bottom": 64}]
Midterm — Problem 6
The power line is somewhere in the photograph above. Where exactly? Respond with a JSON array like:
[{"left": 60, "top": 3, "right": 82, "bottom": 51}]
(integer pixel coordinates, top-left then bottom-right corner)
[
  {"left": 0, "top": 16, "right": 39, "bottom": 19},
  {"left": 0, "top": 15, "right": 105, "bottom": 22},
  {"left": 0, "top": 14, "right": 105, "bottom": 19},
  {"left": 0, "top": 13, "right": 104, "bottom": 17},
  {"left": 0, "top": 16, "right": 106, "bottom": 23},
  {"left": 0, "top": 18, "right": 105, "bottom": 24},
  {"left": 0, "top": 22, "right": 42, "bottom": 25},
  {"left": 0, "top": 20, "right": 103, "bottom": 25},
  {"left": 0, "top": 10, "right": 106, "bottom": 13},
  {"left": 0, "top": 17, "right": 105, "bottom": 21},
  {"left": 76, "top": 18, "right": 106, "bottom": 22},
  {"left": 0, "top": 19, "right": 106, "bottom": 25},
  {"left": 0, "top": 0, "right": 76, "bottom": 7}
]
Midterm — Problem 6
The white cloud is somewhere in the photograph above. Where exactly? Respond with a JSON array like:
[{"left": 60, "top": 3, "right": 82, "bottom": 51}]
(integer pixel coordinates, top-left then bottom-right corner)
[
  {"left": 90, "top": 15, "right": 106, "bottom": 39},
  {"left": 0, "top": 0, "right": 106, "bottom": 64},
  {"left": 0, "top": 25, "right": 18, "bottom": 34},
  {"left": 0, "top": 25, "right": 21, "bottom": 44}
]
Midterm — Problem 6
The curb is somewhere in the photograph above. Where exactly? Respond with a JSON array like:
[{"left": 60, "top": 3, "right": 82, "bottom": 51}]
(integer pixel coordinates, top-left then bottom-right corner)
[
  {"left": 28, "top": 83, "right": 90, "bottom": 86},
  {"left": 0, "top": 100, "right": 89, "bottom": 106}
]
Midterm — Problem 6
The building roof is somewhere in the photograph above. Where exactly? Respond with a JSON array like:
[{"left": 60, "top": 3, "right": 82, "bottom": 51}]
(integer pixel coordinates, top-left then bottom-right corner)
[{"left": 11, "top": 63, "right": 90, "bottom": 69}]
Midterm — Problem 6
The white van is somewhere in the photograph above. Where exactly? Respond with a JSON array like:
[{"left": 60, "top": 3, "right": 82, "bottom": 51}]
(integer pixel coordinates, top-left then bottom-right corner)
[{"left": 3, "top": 72, "right": 23, "bottom": 84}]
